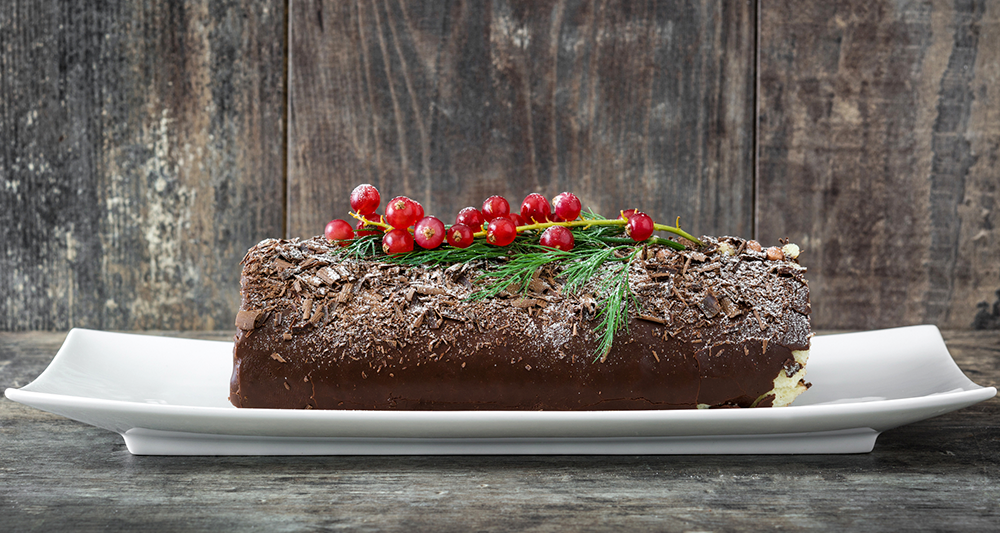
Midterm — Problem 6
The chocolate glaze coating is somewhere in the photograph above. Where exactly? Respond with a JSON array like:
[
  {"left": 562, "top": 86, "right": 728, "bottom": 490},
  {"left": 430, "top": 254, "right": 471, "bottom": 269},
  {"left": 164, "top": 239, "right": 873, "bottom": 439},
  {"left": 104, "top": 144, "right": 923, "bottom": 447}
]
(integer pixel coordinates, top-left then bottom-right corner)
[{"left": 230, "top": 236, "right": 811, "bottom": 410}]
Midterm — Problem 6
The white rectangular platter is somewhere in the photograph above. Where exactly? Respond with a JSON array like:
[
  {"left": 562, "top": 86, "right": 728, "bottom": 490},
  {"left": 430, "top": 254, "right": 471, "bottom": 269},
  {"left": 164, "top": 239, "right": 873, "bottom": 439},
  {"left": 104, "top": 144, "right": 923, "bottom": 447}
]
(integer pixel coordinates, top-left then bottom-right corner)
[{"left": 5, "top": 325, "right": 995, "bottom": 455}]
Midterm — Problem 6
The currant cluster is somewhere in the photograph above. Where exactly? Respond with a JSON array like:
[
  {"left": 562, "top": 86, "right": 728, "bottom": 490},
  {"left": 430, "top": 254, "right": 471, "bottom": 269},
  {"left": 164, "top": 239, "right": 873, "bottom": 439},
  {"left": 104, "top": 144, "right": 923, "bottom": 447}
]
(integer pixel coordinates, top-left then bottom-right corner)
[{"left": 324, "top": 184, "right": 660, "bottom": 255}]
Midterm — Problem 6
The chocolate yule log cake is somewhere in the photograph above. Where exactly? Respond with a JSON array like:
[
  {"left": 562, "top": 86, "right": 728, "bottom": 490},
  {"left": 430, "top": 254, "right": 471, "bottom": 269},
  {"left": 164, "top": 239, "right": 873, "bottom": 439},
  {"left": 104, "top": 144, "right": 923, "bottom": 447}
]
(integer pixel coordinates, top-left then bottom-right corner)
[{"left": 230, "top": 186, "right": 811, "bottom": 410}]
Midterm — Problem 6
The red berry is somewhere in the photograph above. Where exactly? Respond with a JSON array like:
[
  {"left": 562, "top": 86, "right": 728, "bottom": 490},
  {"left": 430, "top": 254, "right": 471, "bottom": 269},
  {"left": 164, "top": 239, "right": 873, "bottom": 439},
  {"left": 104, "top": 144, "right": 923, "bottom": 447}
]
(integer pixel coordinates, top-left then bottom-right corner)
[
  {"left": 414, "top": 216, "right": 445, "bottom": 249},
  {"left": 355, "top": 213, "right": 384, "bottom": 236},
  {"left": 455, "top": 207, "right": 486, "bottom": 230},
  {"left": 486, "top": 217, "right": 517, "bottom": 246},
  {"left": 625, "top": 212, "right": 655, "bottom": 242},
  {"left": 411, "top": 199, "right": 425, "bottom": 221},
  {"left": 520, "top": 193, "right": 551, "bottom": 223},
  {"left": 382, "top": 228, "right": 414, "bottom": 254},
  {"left": 324, "top": 219, "right": 354, "bottom": 245},
  {"left": 481, "top": 195, "right": 510, "bottom": 222},
  {"left": 509, "top": 212, "right": 527, "bottom": 229},
  {"left": 386, "top": 196, "right": 419, "bottom": 229},
  {"left": 552, "top": 192, "right": 582, "bottom": 222},
  {"left": 447, "top": 223, "right": 474, "bottom": 248},
  {"left": 540, "top": 226, "right": 574, "bottom": 251},
  {"left": 350, "top": 184, "right": 381, "bottom": 215},
  {"left": 620, "top": 208, "right": 638, "bottom": 220}
]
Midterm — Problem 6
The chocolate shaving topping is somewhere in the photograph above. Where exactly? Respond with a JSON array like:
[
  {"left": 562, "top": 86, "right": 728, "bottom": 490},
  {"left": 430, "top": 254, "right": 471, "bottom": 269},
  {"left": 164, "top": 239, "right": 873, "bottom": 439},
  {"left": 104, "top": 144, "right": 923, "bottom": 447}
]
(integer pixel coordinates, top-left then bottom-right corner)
[
  {"left": 699, "top": 292, "right": 722, "bottom": 319},
  {"left": 414, "top": 285, "right": 449, "bottom": 296},
  {"left": 672, "top": 287, "right": 689, "bottom": 307},
  {"left": 309, "top": 306, "right": 325, "bottom": 324},
  {"left": 719, "top": 296, "right": 741, "bottom": 318},
  {"left": 410, "top": 309, "right": 427, "bottom": 330},
  {"left": 235, "top": 309, "right": 263, "bottom": 331},
  {"left": 637, "top": 314, "right": 669, "bottom": 325},
  {"left": 753, "top": 309, "right": 766, "bottom": 331}
]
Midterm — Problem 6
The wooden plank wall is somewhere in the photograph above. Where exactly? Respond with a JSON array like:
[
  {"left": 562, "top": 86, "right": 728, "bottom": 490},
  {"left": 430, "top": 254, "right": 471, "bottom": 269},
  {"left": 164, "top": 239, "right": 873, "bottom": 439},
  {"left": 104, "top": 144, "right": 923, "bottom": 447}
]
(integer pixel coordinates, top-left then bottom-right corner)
[
  {"left": 287, "top": 0, "right": 755, "bottom": 239},
  {"left": 2, "top": 0, "right": 997, "bottom": 331},
  {"left": 1, "top": 1, "right": 286, "bottom": 330},
  {"left": 757, "top": 0, "right": 1000, "bottom": 330}
]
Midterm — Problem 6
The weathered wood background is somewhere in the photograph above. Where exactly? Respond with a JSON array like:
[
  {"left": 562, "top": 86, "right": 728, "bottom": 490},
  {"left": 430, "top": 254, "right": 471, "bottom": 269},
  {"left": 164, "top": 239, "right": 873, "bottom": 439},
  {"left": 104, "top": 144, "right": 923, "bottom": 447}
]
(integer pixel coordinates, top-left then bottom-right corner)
[{"left": 2, "top": 0, "right": 998, "bottom": 331}]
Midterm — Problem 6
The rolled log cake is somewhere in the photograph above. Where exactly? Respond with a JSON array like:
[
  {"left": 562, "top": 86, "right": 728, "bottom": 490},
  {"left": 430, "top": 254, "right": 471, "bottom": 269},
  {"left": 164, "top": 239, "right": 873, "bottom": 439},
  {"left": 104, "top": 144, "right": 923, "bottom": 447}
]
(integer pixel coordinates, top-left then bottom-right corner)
[{"left": 230, "top": 235, "right": 811, "bottom": 410}]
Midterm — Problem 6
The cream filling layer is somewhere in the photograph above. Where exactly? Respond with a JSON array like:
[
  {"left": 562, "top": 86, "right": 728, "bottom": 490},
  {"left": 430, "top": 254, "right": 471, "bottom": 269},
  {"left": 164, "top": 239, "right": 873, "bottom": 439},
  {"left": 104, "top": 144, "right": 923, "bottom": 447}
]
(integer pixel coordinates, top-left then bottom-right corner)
[{"left": 770, "top": 349, "right": 810, "bottom": 407}]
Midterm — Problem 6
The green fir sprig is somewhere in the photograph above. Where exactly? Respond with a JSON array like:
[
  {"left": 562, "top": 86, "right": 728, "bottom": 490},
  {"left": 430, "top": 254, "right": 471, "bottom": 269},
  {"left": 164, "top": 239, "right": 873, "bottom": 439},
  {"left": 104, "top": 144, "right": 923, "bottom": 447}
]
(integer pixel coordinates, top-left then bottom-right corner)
[{"left": 592, "top": 250, "right": 641, "bottom": 362}]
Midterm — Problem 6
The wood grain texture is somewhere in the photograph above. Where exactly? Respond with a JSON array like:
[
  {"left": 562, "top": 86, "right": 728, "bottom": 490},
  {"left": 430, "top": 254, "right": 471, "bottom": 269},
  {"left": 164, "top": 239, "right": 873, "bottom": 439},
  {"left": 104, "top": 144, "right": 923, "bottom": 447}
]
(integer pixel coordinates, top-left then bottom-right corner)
[
  {"left": 0, "top": 0, "right": 286, "bottom": 330},
  {"left": 1, "top": 330, "right": 998, "bottom": 531},
  {"left": 287, "top": 0, "right": 756, "bottom": 240},
  {"left": 758, "top": 0, "right": 1000, "bottom": 330}
]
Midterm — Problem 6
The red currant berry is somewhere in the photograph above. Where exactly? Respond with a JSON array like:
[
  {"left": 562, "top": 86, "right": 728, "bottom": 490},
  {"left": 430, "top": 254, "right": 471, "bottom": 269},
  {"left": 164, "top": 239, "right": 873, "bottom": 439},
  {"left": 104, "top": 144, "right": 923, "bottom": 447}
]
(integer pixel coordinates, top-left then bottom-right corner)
[
  {"left": 486, "top": 217, "right": 517, "bottom": 246},
  {"left": 446, "top": 223, "right": 474, "bottom": 248},
  {"left": 455, "top": 207, "right": 486, "bottom": 230},
  {"left": 552, "top": 192, "right": 582, "bottom": 222},
  {"left": 324, "top": 219, "right": 354, "bottom": 245},
  {"left": 350, "top": 184, "right": 381, "bottom": 215},
  {"left": 414, "top": 216, "right": 445, "bottom": 249},
  {"left": 411, "top": 199, "right": 425, "bottom": 221},
  {"left": 385, "top": 196, "right": 419, "bottom": 229},
  {"left": 625, "top": 212, "right": 655, "bottom": 242},
  {"left": 620, "top": 208, "right": 638, "bottom": 220},
  {"left": 481, "top": 195, "right": 510, "bottom": 222},
  {"left": 382, "top": 228, "right": 414, "bottom": 254},
  {"left": 540, "top": 225, "right": 574, "bottom": 251},
  {"left": 509, "top": 212, "right": 527, "bottom": 229},
  {"left": 355, "top": 213, "right": 384, "bottom": 236},
  {"left": 520, "top": 193, "right": 551, "bottom": 223}
]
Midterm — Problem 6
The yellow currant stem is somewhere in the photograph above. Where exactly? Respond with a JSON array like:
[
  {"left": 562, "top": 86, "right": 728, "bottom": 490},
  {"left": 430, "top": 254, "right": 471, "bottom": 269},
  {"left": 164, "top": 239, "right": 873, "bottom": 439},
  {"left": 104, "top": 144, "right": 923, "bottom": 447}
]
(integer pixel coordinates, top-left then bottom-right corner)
[
  {"left": 653, "top": 223, "right": 702, "bottom": 246},
  {"left": 471, "top": 218, "right": 624, "bottom": 238},
  {"left": 472, "top": 217, "right": 702, "bottom": 246},
  {"left": 348, "top": 211, "right": 394, "bottom": 232}
]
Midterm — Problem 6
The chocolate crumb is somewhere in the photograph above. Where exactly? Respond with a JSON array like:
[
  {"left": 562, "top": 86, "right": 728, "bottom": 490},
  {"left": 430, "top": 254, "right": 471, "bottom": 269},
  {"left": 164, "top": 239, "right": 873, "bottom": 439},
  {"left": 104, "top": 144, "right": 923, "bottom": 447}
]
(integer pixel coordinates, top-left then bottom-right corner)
[{"left": 783, "top": 358, "right": 803, "bottom": 377}]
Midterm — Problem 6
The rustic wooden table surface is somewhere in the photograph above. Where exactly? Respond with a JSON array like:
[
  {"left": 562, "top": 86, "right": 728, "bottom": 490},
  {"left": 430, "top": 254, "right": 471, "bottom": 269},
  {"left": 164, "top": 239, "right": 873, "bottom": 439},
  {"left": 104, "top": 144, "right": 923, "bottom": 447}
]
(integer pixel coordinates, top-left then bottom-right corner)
[{"left": 2, "top": 330, "right": 997, "bottom": 531}]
